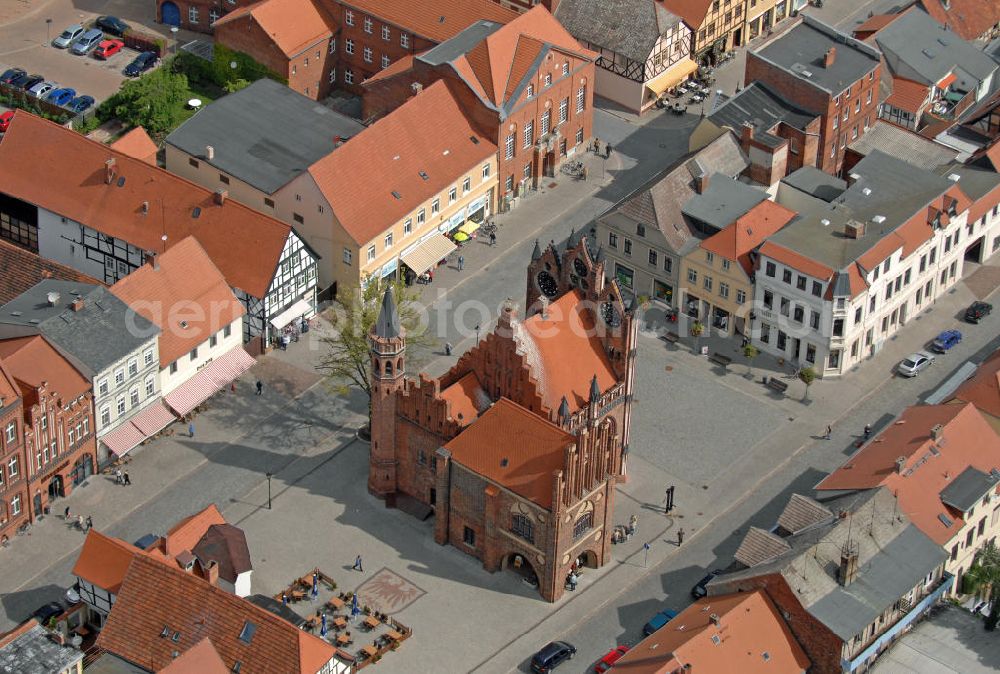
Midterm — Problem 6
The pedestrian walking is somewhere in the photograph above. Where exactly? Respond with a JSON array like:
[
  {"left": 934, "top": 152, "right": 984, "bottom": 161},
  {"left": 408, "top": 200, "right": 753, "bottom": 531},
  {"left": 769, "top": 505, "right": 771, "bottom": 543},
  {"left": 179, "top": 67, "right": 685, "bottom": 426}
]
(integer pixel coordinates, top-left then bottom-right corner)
[
  {"left": 677, "top": 528, "right": 685, "bottom": 546},
  {"left": 256, "top": 380, "right": 263, "bottom": 396},
  {"left": 489, "top": 231, "right": 496, "bottom": 246},
  {"left": 76, "top": 515, "right": 84, "bottom": 531},
  {"left": 85, "top": 515, "right": 93, "bottom": 532},
  {"left": 457, "top": 255, "right": 465, "bottom": 271},
  {"left": 352, "top": 555, "right": 363, "bottom": 572},
  {"left": 123, "top": 471, "right": 131, "bottom": 486},
  {"left": 114, "top": 468, "right": 122, "bottom": 485},
  {"left": 593, "top": 137, "right": 601, "bottom": 154},
  {"left": 64, "top": 506, "right": 71, "bottom": 520},
  {"left": 189, "top": 422, "right": 195, "bottom": 438},
  {"left": 606, "top": 144, "right": 613, "bottom": 159},
  {"left": 863, "top": 424, "right": 872, "bottom": 440},
  {"left": 823, "top": 425, "right": 832, "bottom": 440},
  {"left": 444, "top": 342, "right": 453, "bottom": 356}
]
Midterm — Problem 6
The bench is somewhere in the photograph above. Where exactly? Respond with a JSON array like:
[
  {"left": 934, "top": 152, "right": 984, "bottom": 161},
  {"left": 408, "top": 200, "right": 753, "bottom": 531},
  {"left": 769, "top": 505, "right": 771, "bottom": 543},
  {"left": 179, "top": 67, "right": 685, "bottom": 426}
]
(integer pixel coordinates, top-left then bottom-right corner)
[
  {"left": 661, "top": 331, "right": 680, "bottom": 344},
  {"left": 709, "top": 352, "right": 732, "bottom": 368},
  {"left": 765, "top": 377, "right": 788, "bottom": 394}
]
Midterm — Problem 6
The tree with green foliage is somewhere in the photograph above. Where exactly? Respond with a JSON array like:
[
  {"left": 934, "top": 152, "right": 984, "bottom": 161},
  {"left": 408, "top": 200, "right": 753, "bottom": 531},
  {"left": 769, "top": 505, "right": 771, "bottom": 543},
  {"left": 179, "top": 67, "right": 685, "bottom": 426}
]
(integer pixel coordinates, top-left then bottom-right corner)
[
  {"left": 223, "top": 78, "right": 251, "bottom": 94},
  {"left": 689, "top": 320, "right": 704, "bottom": 354},
  {"left": 965, "top": 541, "right": 1000, "bottom": 630},
  {"left": 798, "top": 366, "right": 817, "bottom": 401},
  {"left": 102, "top": 68, "right": 189, "bottom": 135},
  {"left": 743, "top": 343, "right": 759, "bottom": 378}
]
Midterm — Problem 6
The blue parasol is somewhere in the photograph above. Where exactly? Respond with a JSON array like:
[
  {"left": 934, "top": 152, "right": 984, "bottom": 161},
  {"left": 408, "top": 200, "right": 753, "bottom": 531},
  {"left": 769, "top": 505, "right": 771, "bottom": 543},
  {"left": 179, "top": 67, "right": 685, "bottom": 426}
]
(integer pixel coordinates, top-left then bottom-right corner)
[
  {"left": 351, "top": 593, "right": 360, "bottom": 618},
  {"left": 320, "top": 613, "right": 328, "bottom": 637},
  {"left": 281, "top": 592, "right": 288, "bottom": 605},
  {"left": 312, "top": 572, "right": 319, "bottom": 599}
]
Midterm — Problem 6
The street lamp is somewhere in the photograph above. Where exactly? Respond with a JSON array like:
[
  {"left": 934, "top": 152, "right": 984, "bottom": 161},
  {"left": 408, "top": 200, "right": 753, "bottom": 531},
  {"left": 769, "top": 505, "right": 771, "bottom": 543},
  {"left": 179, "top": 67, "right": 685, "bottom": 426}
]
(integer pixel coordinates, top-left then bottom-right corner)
[
  {"left": 45, "top": 18, "right": 52, "bottom": 46},
  {"left": 266, "top": 472, "right": 273, "bottom": 509},
  {"left": 171, "top": 26, "right": 179, "bottom": 55}
]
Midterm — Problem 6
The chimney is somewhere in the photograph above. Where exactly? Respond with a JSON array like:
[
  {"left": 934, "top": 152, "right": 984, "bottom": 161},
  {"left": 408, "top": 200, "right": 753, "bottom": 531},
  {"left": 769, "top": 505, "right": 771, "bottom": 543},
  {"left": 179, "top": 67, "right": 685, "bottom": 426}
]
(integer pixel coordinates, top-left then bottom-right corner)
[
  {"left": 214, "top": 188, "right": 228, "bottom": 205},
  {"left": 206, "top": 145, "right": 215, "bottom": 161},
  {"left": 740, "top": 121, "right": 754, "bottom": 147},
  {"left": 895, "top": 455, "right": 907, "bottom": 474},
  {"left": 71, "top": 298, "right": 85, "bottom": 312},
  {"left": 845, "top": 220, "right": 866, "bottom": 239},
  {"left": 709, "top": 613, "right": 720, "bottom": 626},
  {"left": 411, "top": 82, "right": 423, "bottom": 95},
  {"left": 824, "top": 47, "right": 837, "bottom": 68},
  {"left": 46, "top": 291, "right": 60, "bottom": 306},
  {"left": 695, "top": 173, "right": 711, "bottom": 194},
  {"left": 930, "top": 423, "right": 944, "bottom": 441},
  {"left": 105, "top": 158, "right": 117, "bottom": 184},
  {"left": 145, "top": 252, "right": 159, "bottom": 270},
  {"left": 205, "top": 560, "right": 220, "bottom": 587},
  {"left": 838, "top": 541, "right": 859, "bottom": 586}
]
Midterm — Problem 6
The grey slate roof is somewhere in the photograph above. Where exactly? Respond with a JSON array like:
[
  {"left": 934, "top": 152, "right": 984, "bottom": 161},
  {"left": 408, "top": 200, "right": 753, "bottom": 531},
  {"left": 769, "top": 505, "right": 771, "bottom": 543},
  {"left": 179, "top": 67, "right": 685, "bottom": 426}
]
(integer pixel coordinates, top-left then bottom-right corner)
[
  {"left": 374, "top": 287, "right": 401, "bottom": 339},
  {"left": 754, "top": 15, "right": 881, "bottom": 94},
  {"left": 849, "top": 120, "right": 959, "bottom": 170},
  {"left": 940, "top": 466, "right": 998, "bottom": 512},
  {"left": 681, "top": 174, "right": 767, "bottom": 232},
  {"left": 0, "top": 280, "right": 158, "bottom": 377},
  {"left": 419, "top": 20, "right": 505, "bottom": 66},
  {"left": 554, "top": 0, "right": 682, "bottom": 64},
  {"left": 164, "top": 79, "right": 365, "bottom": 195},
  {"left": 709, "top": 82, "right": 820, "bottom": 147},
  {"left": 777, "top": 492, "right": 833, "bottom": 535},
  {"left": 710, "top": 488, "right": 947, "bottom": 643},
  {"left": 0, "top": 622, "right": 84, "bottom": 674},
  {"left": 936, "top": 163, "right": 1000, "bottom": 201},
  {"left": 782, "top": 166, "right": 848, "bottom": 202},
  {"left": 875, "top": 10, "right": 998, "bottom": 89}
]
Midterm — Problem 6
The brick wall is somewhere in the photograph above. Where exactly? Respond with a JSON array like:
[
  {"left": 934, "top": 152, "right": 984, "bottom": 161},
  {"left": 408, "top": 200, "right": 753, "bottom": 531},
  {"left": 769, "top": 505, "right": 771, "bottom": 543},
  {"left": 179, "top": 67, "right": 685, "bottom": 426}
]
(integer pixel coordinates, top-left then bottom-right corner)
[{"left": 0, "top": 399, "right": 28, "bottom": 542}]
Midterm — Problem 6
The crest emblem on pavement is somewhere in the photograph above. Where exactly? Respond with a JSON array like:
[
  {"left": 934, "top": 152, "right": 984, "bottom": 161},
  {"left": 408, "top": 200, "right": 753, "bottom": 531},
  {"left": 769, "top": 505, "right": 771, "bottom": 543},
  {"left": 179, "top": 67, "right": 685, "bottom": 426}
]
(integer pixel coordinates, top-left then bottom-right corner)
[{"left": 355, "top": 568, "right": 425, "bottom": 614}]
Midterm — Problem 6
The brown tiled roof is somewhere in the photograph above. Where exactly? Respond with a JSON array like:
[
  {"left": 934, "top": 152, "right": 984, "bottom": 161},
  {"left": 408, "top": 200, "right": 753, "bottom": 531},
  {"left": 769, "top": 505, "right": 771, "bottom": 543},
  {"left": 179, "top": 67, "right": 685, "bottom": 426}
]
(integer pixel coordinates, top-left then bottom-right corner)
[
  {"left": 658, "top": 0, "right": 713, "bottom": 30},
  {"left": 162, "top": 503, "right": 226, "bottom": 558},
  {"left": 852, "top": 13, "right": 903, "bottom": 36},
  {"left": 0, "top": 360, "right": 19, "bottom": 408},
  {"left": 72, "top": 530, "right": 143, "bottom": 594},
  {"left": 445, "top": 397, "right": 574, "bottom": 509},
  {"left": 918, "top": 0, "right": 1000, "bottom": 41},
  {"left": 885, "top": 77, "right": 930, "bottom": 114},
  {"left": 213, "top": 0, "right": 334, "bottom": 57},
  {"left": 110, "top": 237, "right": 245, "bottom": 366},
  {"left": 109, "top": 127, "right": 159, "bottom": 165},
  {"left": 440, "top": 371, "right": 490, "bottom": 426},
  {"left": 159, "top": 637, "right": 230, "bottom": 674},
  {"left": 777, "top": 493, "right": 833, "bottom": 535},
  {"left": 734, "top": 526, "right": 792, "bottom": 567},
  {"left": 0, "top": 239, "right": 103, "bottom": 305},
  {"left": 700, "top": 200, "right": 797, "bottom": 275},
  {"left": 343, "top": 0, "right": 519, "bottom": 43},
  {"left": 0, "top": 112, "right": 293, "bottom": 299},
  {"left": 950, "top": 349, "right": 1000, "bottom": 420},
  {"left": 758, "top": 241, "right": 834, "bottom": 281},
  {"left": 96, "top": 555, "right": 336, "bottom": 674},
  {"left": 307, "top": 80, "right": 495, "bottom": 246},
  {"left": 193, "top": 524, "right": 253, "bottom": 583},
  {"left": 613, "top": 590, "right": 811, "bottom": 674},
  {"left": 0, "top": 335, "right": 90, "bottom": 402}
]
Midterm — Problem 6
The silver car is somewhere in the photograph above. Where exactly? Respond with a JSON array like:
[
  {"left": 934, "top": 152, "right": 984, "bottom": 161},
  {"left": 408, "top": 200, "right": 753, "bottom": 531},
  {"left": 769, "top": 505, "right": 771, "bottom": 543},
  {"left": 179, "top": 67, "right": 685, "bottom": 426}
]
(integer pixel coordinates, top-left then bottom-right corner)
[
  {"left": 27, "top": 80, "right": 57, "bottom": 99},
  {"left": 52, "top": 24, "right": 84, "bottom": 48},
  {"left": 898, "top": 352, "right": 934, "bottom": 377},
  {"left": 70, "top": 29, "right": 104, "bottom": 55}
]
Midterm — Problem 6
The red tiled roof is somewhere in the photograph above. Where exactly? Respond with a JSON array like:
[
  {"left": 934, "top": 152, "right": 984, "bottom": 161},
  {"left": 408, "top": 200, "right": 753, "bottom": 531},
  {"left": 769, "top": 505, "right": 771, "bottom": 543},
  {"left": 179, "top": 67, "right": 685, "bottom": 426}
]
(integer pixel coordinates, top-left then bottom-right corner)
[
  {"left": 343, "top": 0, "right": 519, "bottom": 43},
  {"left": 885, "top": 77, "right": 930, "bottom": 114},
  {"left": 0, "top": 112, "right": 293, "bottom": 299},
  {"left": 700, "top": 200, "right": 797, "bottom": 275},
  {"left": 162, "top": 503, "right": 226, "bottom": 557},
  {"left": 951, "top": 349, "right": 1000, "bottom": 420},
  {"left": 658, "top": 0, "right": 714, "bottom": 30},
  {"left": 445, "top": 397, "right": 573, "bottom": 509},
  {"left": 96, "top": 555, "right": 336, "bottom": 674},
  {"left": 440, "top": 371, "right": 489, "bottom": 426},
  {"left": 109, "top": 127, "right": 159, "bottom": 165},
  {"left": 307, "top": 80, "right": 495, "bottom": 246},
  {"left": 817, "top": 403, "right": 1000, "bottom": 545},
  {"left": 0, "top": 335, "right": 90, "bottom": 402},
  {"left": 758, "top": 241, "right": 834, "bottom": 281},
  {"left": 213, "top": 0, "right": 334, "bottom": 57},
  {"left": 613, "top": 590, "right": 810, "bottom": 674},
  {"left": 0, "top": 361, "right": 19, "bottom": 408},
  {"left": 159, "top": 637, "right": 230, "bottom": 674},
  {"left": 852, "top": 13, "right": 903, "bottom": 36},
  {"left": 110, "top": 237, "right": 245, "bottom": 366},
  {"left": 72, "top": 530, "right": 143, "bottom": 594},
  {"left": 918, "top": 0, "right": 1000, "bottom": 41},
  {"left": 0, "top": 239, "right": 103, "bottom": 305},
  {"left": 856, "top": 232, "right": 905, "bottom": 271},
  {"left": 362, "top": 53, "right": 415, "bottom": 84}
]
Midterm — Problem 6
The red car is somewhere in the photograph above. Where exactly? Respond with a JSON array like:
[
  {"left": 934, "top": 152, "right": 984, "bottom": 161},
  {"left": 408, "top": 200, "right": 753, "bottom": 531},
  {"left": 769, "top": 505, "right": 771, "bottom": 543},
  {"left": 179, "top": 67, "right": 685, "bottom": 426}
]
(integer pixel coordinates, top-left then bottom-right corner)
[
  {"left": 594, "top": 645, "right": 630, "bottom": 673},
  {"left": 93, "top": 39, "right": 124, "bottom": 60},
  {"left": 0, "top": 111, "right": 14, "bottom": 133}
]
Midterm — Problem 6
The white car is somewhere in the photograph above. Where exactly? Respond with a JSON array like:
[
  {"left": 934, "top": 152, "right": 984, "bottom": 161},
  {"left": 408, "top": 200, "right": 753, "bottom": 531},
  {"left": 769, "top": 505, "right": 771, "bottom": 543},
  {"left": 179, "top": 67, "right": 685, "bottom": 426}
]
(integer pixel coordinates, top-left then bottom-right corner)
[
  {"left": 52, "top": 24, "right": 84, "bottom": 48},
  {"left": 898, "top": 352, "right": 934, "bottom": 377},
  {"left": 27, "top": 80, "right": 57, "bottom": 99}
]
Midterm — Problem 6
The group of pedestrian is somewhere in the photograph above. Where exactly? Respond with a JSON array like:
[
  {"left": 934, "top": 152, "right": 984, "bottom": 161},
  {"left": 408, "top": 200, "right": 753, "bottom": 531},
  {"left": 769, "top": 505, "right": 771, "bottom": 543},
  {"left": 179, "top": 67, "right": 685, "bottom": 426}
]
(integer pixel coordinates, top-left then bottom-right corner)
[
  {"left": 593, "top": 137, "right": 613, "bottom": 160},
  {"left": 63, "top": 507, "right": 92, "bottom": 532},
  {"left": 821, "top": 422, "right": 875, "bottom": 441},
  {"left": 113, "top": 468, "right": 131, "bottom": 486}
]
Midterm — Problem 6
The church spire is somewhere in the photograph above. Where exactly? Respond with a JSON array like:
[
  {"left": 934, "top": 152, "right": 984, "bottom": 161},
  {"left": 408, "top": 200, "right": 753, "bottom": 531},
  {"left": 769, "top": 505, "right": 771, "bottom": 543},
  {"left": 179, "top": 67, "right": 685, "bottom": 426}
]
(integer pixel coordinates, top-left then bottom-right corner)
[{"left": 374, "top": 286, "right": 401, "bottom": 339}]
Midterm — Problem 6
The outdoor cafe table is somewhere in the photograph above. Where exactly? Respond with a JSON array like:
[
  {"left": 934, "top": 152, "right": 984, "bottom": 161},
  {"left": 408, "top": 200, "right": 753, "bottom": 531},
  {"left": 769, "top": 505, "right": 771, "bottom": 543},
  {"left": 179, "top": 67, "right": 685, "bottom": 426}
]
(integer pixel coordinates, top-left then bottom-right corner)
[
  {"left": 363, "top": 616, "right": 380, "bottom": 630},
  {"left": 386, "top": 629, "right": 402, "bottom": 642},
  {"left": 336, "top": 634, "right": 351, "bottom": 646},
  {"left": 332, "top": 617, "right": 347, "bottom": 630},
  {"left": 362, "top": 645, "right": 378, "bottom": 658},
  {"left": 327, "top": 597, "right": 345, "bottom": 610}
]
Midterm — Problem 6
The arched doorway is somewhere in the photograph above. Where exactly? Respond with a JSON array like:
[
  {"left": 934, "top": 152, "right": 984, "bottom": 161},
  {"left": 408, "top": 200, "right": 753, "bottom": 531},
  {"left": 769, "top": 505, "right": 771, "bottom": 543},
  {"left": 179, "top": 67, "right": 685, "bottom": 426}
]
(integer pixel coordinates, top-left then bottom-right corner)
[
  {"left": 503, "top": 552, "right": 539, "bottom": 589},
  {"left": 47, "top": 475, "right": 64, "bottom": 500},
  {"left": 575, "top": 550, "right": 599, "bottom": 569},
  {"left": 161, "top": 1, "right": 181, "bottom": 26}
]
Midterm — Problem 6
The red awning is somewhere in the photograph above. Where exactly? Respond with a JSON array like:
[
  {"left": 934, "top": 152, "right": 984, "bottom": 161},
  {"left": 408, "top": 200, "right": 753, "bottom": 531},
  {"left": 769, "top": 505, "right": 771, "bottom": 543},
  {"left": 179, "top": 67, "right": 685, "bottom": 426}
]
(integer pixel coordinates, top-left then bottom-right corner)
[
  {"left": 937, "top": 72, "right": 957, "bottom": 89},
  {"left": 100, "top": 422, "right": 146, "bottom": 458},
  {"left": 164, "top": 347, "right": 256, "bottom": 417},
  {"left": 129, "top": 400, "right": 177, "bottom": 436}
]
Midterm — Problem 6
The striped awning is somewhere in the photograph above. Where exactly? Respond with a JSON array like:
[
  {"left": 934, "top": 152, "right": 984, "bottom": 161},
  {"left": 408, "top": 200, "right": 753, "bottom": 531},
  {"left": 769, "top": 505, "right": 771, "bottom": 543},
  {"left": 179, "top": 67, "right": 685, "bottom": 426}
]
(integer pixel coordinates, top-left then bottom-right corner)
[
  {"left": 129, "top": 399, "right": 177, "bottom": 436},
  {"left": 100, "top": 422, "right": 146, "bottom": 458},
  {"left": 164, "top": 348, "right": 256, "bottom": 417},
  {"left": 400, "top": 235, "right": 456, "bottom": 276},
  {"left": 458, "top": 220, "right": 480, "bottom": 236},
  {"left": 645, "top": 58, "right": 699, "bottom": 96}
]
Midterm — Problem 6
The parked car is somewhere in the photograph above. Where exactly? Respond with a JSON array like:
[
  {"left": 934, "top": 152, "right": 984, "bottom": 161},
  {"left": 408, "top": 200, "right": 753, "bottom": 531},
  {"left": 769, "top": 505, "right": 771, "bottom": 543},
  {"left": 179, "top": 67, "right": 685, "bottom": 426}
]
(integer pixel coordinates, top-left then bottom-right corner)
[
  {"left": 898, "top": 352, "right": 935, "bottom": 377},
  {"left": 531, "top": 641, "right": 576, "bottom": 673},
  {"left": 52, "top": 24, "right": 84, "bottom": 48},
  {"left": 594, "top": 645, "right": 630, "bottom": 673},
  {"left": 67, "top": 95, "right": 95, "bottom": 113},
  {"left": 95, "top": 15, "right": 130, "bottom": 37},
  {"left": 930, "top": 329, "right": 962, "bottom": 353},
  {"left": 70, "top": 29, "right": 104, "bottom": 55},
  {"left": 31, "top": 601, "right": 63, "bottom": 624},
  {"left": 124, "top": 51, "right": 158, "bottom": 77},
  {"left": 0, "top": 111, "right": 14, "bottom": 133},
  {"left": 691, "top": 569, "right": 722, "bottom": 600},
  {"left": 10, "top": 72, "right": 44, "bottom": 90},
  {"left": 0, "top": 67, "right": 25, "bottom": 84},
  {"left": 642, "top": 608, "right": 679, "bottom": 636},
  {"left": 965, "top": 301, "right": 993, "bottom": 324},
  {"left": 27, "top": 80, "right": 57, "bottom": 99},
  {"left": 46, "top": 87, "right": 76, "bottom": 106},
  {"left": 93, "top": 39, "right": 124, "bottom": 59}
]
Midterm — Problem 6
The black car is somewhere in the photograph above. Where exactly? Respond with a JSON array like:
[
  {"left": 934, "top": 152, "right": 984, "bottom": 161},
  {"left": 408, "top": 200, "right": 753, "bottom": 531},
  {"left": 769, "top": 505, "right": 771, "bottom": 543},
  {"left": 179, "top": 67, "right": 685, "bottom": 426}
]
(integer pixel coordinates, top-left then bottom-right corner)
[
  {"left": 530, "top": 641, "right": 576, "bottom": 673},
  {"left": 95, "top": 15, "right": 130, "bottom": 36},
  {"left": 0, "top": 67, "right": 25, "bottom": 84},
  {"left": 10, "top": 72, "right": 44, "bottom": 90},
  {"left": 965, "top": 301, "right": 993, "bottom": 324},
  {"left": 690, "top": 569, "right": 723, "bottom": 600},
  {"left": 124, "top": 52, "right": 158, "bottom": 77},
  {"left": 31, "top": 601, "right": 64, "bottom": 625}
]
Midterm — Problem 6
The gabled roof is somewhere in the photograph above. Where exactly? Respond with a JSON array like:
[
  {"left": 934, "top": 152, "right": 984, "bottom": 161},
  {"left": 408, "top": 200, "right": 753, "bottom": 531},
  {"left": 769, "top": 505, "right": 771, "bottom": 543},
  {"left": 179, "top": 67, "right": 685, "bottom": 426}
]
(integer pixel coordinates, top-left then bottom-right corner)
[
  {"left": 951, "top": 349, "right": 1000, "bottom": 419},
  {"left": 734, "top": 526, "right": 792, "bottom": 567},
  {"left": 163, "top": 503, "right": 227, "bottom": 558},
  {"left": 658, "top": 0, "right": 714, "bottom": 30},
  {"left": 193, "top": 524, "right": 253, "bottom": 584},
  {"left": 817, "top": 403, "right": 1000, "bottom": 545},
  {"left": 554, "top": 0, "right": 684, "bottom": 64},
  {"left": 110, "top": 237, "right": 245, "bottom": 366},
  {"left": 440, "top": 371, "right": 490, "bottom": 426},
  {"left": 159, "top": 637, "right": 230, "bottom": 674},
  {"left": 852, "top": 12, "right": 903, "bottom": 37},
  {"left": 0, "top": 335, "right": 90, "bottom": 402},
  {"left": 848, "top": 120, "right": 958, "bottom": 170},
  {"left": 445, "top": 397, "right": 574, "bottom": 510},
  {"left": 612, "top": 590, "right": 810, "bottom": 674},
  {"left": 72, "top": 530, "right": 143, "bottom": 594},
  {"left": 0, "top": 239, "right": 103, "bottom": 306},
  {"left": 109, "top": 126, "right": 158, "bottom": 165},
  {"left": 307, "top": 80, "right": 495, "bottom": 246},
  {"left": 884, "top": 76, "right": 931, "bottom": 114},
  {"left": 777, "top": 493, "right": 833, "bottom": 535},
  {"left": 96, "top": 555, "right": 336, "bottom": 674},
  {"left": 708, "top": 81, "right": 820, "bottom": 144},
  {"left": 0, "top": 112, "right": 294, "bottom": 299},
  {"left": 917, "top": 0, "right": 1000, "bottom": 42},
  {"left": 343, "top": 0, "right": 519, "bottom": 43},
  {"left": 701, "top": 200, "right": 797, "bottom": 275},
  {"left": 212, "top": 0, "right": 334, "bottom": 57}
]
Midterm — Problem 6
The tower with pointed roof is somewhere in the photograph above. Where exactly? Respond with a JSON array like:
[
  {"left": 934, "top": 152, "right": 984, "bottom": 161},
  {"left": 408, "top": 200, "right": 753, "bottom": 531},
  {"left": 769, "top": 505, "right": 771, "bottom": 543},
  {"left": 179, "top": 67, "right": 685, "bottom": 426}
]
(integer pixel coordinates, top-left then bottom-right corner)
[{"left": 369, "top": 287, "right": 406, "bottom": 499}]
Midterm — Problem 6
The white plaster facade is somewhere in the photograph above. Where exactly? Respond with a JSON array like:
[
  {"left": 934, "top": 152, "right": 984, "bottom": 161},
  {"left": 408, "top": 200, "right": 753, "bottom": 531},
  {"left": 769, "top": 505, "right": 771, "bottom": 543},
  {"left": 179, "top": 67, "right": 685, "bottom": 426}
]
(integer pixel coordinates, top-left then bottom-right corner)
[{"left": 158, "top": 319, "right": 245, "bottom": 395}]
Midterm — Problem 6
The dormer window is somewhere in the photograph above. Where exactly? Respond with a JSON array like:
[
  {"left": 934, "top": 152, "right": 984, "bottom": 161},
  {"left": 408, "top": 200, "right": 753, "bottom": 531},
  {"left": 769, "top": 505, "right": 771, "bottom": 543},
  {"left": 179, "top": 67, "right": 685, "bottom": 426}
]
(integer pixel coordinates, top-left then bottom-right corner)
[{"left": 238, "top": 621, "right": 256, "bottom": 644}]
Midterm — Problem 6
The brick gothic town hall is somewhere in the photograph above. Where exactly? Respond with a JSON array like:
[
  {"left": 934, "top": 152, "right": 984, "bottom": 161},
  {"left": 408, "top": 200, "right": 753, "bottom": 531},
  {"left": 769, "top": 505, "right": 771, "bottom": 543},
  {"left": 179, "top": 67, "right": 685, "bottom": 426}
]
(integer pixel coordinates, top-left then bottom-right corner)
[{"left": 367, "top": 235, "right": 638, "bottom": 602}]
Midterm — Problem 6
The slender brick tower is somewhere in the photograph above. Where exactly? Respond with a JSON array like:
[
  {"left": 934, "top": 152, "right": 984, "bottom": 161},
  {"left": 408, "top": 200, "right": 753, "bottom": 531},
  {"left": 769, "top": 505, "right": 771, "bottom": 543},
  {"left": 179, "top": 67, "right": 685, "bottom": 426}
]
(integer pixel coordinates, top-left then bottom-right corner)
[{"left": 368, "top": 287, "right": 405, "bottom": 500}]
